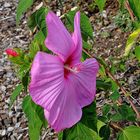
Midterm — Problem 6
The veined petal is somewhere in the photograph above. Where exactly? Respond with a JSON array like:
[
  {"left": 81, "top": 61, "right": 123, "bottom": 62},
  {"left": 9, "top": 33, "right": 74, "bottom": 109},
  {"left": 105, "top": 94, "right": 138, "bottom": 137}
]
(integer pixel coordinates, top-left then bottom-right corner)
[
  {"left": 29, "top": 52, "right": 64, "bottom": 110},
  {"left": 43, "top": 59, "right": 98, "bottom": 132},
  {"left": 45, "top": 12, "right": 74, "bottom": 62},
  {"left": 71, "top": 11, "right": 82, "bottom": 65},
  {"left": 73, "top": 58, "right": 99, "bottom": 107},
  {"left": 44, "top": 80, "right": 82, "bottom": 132},
  {"left": 29, "top": 52, "right": 99, "bottom": 132}
]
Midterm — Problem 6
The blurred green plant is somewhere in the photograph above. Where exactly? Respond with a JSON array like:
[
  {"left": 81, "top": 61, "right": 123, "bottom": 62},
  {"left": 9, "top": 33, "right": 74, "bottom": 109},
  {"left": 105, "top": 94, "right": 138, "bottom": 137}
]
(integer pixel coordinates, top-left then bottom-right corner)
[{"left": 114, "top": 9, "right": 134, "bottom": 32}]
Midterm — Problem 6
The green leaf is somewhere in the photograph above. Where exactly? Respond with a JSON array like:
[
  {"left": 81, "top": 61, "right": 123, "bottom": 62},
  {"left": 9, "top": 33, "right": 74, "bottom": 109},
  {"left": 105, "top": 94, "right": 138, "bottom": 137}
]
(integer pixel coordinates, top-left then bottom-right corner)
[
  {"left": 118, "top": 0, "right": 125, "bottom": 9},
  {"left": 29, "top": 41, "right": 40, "bottom": 60},
  {"left": 96, "top": 80, "right": 111, "bottom": 90},
  {"left": 99, "top": 125, "right": 110, "bottom": 140},
  {"left": 111, "top": 104, "right": 136, "bottom": 122},
  {"left": 22, "top": 70, "right": 29, "bottom": 92},
  {"left": 97, "top": 120, "right": 106, "bottom": 133},
  {"left": 135, "top": 46, "right": 140, "bottom": 61},
  {"left": 58, "top": 132, "right": 63, "bottom": 140},
  {"left": 66, "top": 11, "right": 93, "bottom": 40},
  {"left": 110, "top": 91, "right": 120, "bottom": 101},
  {"left": 28, "top": 7, "right": 48, "bottom": 36},
  {"left": 128, "top": 0, "right": 140, "bottom": 21},
  {"left": 9, "top": 84, "right": 23, "bottom": 108},
  {"left": 118, "top": 126, "right": 140, "bottom": 140},
  {"left": 22, "top": 96, "right": 43, "bottom": 140},
  {"left": 16, "top": 0, "right": 34, "bottom": 24},
  {"left": 95, "top": 0, "right": 106, "bottom": 12},
  {"left": 80, "top": 102, "right": 97, "bottom": 132},
  {"left": 83, "top": 41, "right": 92, "bottom": 50},
  {"left": 18, "top": 63, "right": 30, "bottom": 80},
  {"left": 118, "top": 105, "right": 136, "bottom": 121},
  {"left": 124, "top": 28, "right": 140, "bottom": 56},
  {"left": 102, "top": 104, "right": 111, "bottom": 115},
  {"left": 63, "top": 123, "right": 101, "bottom": 140}
]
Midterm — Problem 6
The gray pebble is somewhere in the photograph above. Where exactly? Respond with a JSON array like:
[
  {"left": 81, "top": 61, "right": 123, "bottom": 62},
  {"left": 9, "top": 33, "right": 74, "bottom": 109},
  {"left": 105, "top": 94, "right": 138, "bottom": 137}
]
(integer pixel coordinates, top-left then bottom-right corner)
[
  {"left": 4, "top": 2, "right": 11, "bottom": 8},
  {"left": 7, "top": 127, "right": 14, "bottom": 132},
  {"left": 0, "top": 129, "right": 6, "bottom": 136},
  {"left": 1, "top": 85, "right": 6, "bottom": 92}
]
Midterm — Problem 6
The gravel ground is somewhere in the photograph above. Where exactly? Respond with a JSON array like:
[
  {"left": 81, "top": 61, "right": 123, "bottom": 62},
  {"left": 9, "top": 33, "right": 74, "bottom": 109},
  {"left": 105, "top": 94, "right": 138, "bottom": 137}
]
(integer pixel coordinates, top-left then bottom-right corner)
[
  {"left": 0, "top": 0, "right": 30, "bottom": 139},
  {"left": 0, "top": 0, "right": 140, "bottom": 139}
]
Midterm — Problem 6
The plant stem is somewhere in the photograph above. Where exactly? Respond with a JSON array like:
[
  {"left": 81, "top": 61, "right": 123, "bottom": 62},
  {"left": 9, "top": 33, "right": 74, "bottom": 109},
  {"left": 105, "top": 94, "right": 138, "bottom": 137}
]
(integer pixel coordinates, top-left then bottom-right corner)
[
  {"left": 83, "top": 49, "right": 140, "bottom": 119},
  {"left": 124, "top": 0, "right": 135, "bottom": 21},
  {"left": 110, "top": 122, "right": 123, "bottom": 131}
]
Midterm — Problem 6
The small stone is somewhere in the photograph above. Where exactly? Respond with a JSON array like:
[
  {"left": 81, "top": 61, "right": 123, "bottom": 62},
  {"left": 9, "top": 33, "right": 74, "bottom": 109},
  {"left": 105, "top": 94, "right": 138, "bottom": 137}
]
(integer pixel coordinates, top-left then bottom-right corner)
[
  {"left": 1, "top": 85, "right": 6, "bottom": 92},
  {"left": 6, "top": 72, "right": 13, "bottom": 78},
  {"left": 17, "top": 134, "right": 23, "bottom": 140},
  {"left": 56, "top": 10, "right": 61, "bottom": 16},
  {"left": 7, "top": 127, "right": 14, "bottom": 132},
  {"left": 102, "top": 10, "right": 107, "bottom": 18},
  {"left": 9, "top": 111, "right": 14, "bottom": 117},
  {"left": 4, "top": 2, "right": 11, "bottom": 8},
  {"left": 10, "top": 135, "right": 16, "bottom": 140},
  {"left": 0, "top": 129, "right": 6, "bottom": 136},
  {"left": 5, "top": 98, "right": 10, "bottom": 104},
  {"left": 4, "top": 119, "right": 12, "bottom": 125},
  {"left": 15, "top": 122, "right": 21, "bottom": 128}
]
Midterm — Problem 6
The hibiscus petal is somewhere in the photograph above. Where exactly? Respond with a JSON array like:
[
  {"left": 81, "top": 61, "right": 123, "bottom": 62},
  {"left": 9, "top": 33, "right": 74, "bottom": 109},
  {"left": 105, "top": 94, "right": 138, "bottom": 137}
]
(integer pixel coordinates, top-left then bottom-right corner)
[
  {"left": 29, "top": 52, "right": 98, "bottom": 132},
  {"left": 44, "top": 80, "right": 82, "bottom": 132},
  {"left": 71, "top": 11, "right": 82, "bottom": 65},
  {"left": 29, "top": 52, "right": 64, "bottom": 110},
  {"left": 45, "top": 12, "right": 74, "bottom": 62},
  {"left": 73, "top": 58, "right": 99, "bottom": 107}
]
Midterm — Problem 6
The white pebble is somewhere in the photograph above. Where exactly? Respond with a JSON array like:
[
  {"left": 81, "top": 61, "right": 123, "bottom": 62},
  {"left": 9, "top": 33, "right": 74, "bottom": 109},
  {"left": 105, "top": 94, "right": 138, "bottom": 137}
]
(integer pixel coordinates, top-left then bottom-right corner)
[
  {"left": 7, "top": 127, "right": 14, "bottom": 132},
  {"left": 0, "top": 129, "right": 6, "bottom": 136},
  {"left": 1, "top": 85, "right": 6, "bottom": 92}
]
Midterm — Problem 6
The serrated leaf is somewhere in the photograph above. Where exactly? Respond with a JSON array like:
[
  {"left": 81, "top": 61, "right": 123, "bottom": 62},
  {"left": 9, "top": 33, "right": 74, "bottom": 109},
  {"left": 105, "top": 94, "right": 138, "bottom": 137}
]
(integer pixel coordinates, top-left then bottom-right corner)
[
  {"left": 83, "top": 41, "right": 92, "bottom": 50},
  {"left": 63, "top": 123, "right": 101, "bottom": 140},
  {"left": 80, "top": 101, "right": 97, "bottom": 132},
  {"left": 28, "top": 7, "right": 48, "bottom": 36},
  {"left": 22, "top": 96, "right": 43, "bottom": 140},
  {"left": 96, "top": 80, "right": 111, "bottom": 90},
  {"left": 66, "top": 10, "right": 93, "bottom": 41},
  {"left": 29, "top": 41, "right": 40, "bottom": 60},
  {"left": 110, "top": 91, "right": 120, "bottom": 101},
  {"left": 124, "top": 28, "right": 140, "bottom": 56},
  {"left": 95, "top": 0, "right": 106, "bottom": 12},
  {"left": 118, "top": 126, "right": 140, "bottom": 140},
  {"left": 111, "top": 104, "right": 136, "bottom": 122},
  {"left": 102, "top": 104, "right": 111, "bottom": 115},
  {"left": 135, "top": 46, "right": 140, "bottom": 61},
  {"left": 16, "top": 0, "right": 34, "bottom": 24},
  {"left": 9, "top": 84, "right": 23, "bottom": 108},
  {"left": 118, "top": 105, "right": 136, "bottom": 121}
]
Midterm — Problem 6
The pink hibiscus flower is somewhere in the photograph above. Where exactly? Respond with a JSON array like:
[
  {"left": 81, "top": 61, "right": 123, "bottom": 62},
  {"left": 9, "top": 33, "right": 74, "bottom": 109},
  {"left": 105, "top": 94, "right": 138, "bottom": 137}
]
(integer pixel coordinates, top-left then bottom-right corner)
[{"left": 29, "top": 11, "right": 99, "bottom": 132}]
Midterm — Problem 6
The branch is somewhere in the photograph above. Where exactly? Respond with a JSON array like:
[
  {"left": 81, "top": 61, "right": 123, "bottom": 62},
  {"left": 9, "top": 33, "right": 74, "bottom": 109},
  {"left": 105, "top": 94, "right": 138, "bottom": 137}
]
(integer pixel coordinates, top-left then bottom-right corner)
[
  {"left": 83, "top": 49, "right": 140, "bottom": 119},
  {"left": 110, "top": 122, "right": 123, "bottom": 131},
  {"left": 124, "top": 0, "right": 135, "bottom": 21}
]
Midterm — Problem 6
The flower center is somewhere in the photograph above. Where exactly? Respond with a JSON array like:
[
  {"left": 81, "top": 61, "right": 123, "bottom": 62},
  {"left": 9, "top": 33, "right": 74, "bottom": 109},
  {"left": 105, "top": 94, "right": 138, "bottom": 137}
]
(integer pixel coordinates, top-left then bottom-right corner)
[{"left": 64, "top": 65, "right": 80, "bottom": 78}]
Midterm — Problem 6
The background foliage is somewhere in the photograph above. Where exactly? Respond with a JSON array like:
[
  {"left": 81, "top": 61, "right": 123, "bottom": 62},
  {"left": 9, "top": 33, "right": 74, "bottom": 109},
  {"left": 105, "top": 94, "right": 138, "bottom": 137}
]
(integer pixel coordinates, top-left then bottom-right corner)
[{"left": 7, "top": 0, "right": 140, "bottom": 139}]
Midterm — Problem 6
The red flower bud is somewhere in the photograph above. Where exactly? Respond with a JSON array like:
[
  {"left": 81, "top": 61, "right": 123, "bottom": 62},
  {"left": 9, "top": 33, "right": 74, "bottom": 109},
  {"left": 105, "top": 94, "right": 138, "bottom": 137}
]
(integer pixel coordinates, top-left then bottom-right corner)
[{"left": 5, "top": 48, "right": 19, "bottom": 57}]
